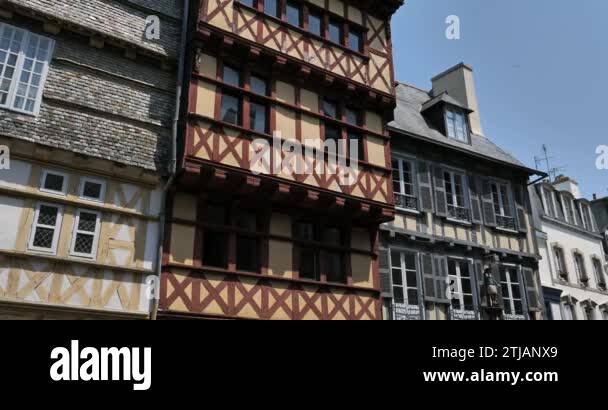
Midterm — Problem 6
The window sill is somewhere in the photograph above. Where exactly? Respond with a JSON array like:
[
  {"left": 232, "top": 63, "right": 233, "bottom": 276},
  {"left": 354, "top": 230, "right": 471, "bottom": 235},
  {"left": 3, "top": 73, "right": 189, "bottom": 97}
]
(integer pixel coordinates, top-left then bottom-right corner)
[
  {"left": 0, "top": 105, "right": 38, "bottom": 118},
  {"left": 445, "top": 217, "right": 471, "bottom": 227},
  {"left": 395, "top": 207, "right": 420, "bottom": 216},
  {"left": 495, "top": 227, "right": 519, "bottom": 234}
]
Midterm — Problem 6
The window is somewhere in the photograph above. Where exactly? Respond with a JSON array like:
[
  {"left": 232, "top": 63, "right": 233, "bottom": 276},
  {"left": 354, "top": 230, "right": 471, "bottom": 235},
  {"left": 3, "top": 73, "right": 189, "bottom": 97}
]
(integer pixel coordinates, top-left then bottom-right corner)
[
  {"left": 499, "top": 266, "right": 524, "bottom": 318},
  {"left": 563, "top": 195, "right": 576, "bottom": 224},
  {"left": 445, "top": 108, "right": 468, "bottom": 142},
  {"left": 250, "top": 101, "right": 267, "bottom": 133},
  {"left": 295, "top": 221, "right": 346, "bottom": 284},
  {"left": 563, "top": 303, "right": 574, "bottom": 320},
  {"left": 553, "top": 246, "right": 568, "bottom": 281},
  {"left": 444, "top": 170, "right": 469, "bottom": 221},
  {"left": 308, "top": 10, "right": 323, "bottom": 37},
  {"left": 573, "top": 252, "right": 589, "bottom": 285},
  {"left": 328, "top": 19, "right": 342, "bottom": 44},
  {"left": 542, "top": 187, "right": 556, "bottom": 217},
  {"left": 79, "top": 177, "right": 106, "bottom": 202},
  {"left": 345, "top": 107, "right": 363, "bottom": 162},
  {"left": 390, "top": 250, "right": 418, "bottom": 306},
  {"left": 223, "top": 65, "right": 240, "bottom": 87},
  {"left": 392, "top": 158, "right": 417, "bottom": 211},
  {"left": 235, "top": 209, "right": 260, "bottom": 273},
  {"left": 348, "top": 28, "right": 363, "bottom": 53},
  {"left": 322, "top": 99, "right": 338, "bottom": 118},
  {"left": 250, "top": 75, "right": 268, "bottom": 96},
  {"left": 240, "top": 0, "right": 256, "bottom": 7},
  {"left": 592, "top": 258, "right": 605, "bottom": 289},
  {"left": 447, "top": 259, "right": 475, "bottom": 320},
  {"left": 580, "top": 202, "right": 594, "bottom": 231},
  {"left": 202, "top": 204, "right": 228, "bottom": 269},
  {"left": 264, "top": 0, "right": 280, "bottom": 18},
  {"left": 286, "top": 1, "right": 302, "bottom": 27},
  {"left": 40, "top": 170, "right": 68, "bottom": 195},
  {"left": 583, "top": 304, "right": 595, "bottom": 320},
  {"left": 28, "top": 202, "right": 63, "bottom": 253},
  {"left": 324, "top": 125, "right": 340, "bottom": 155},
  {"left": 69, "top": 209, "right": 101, "bottom": 258},
  {"left": 491, "top": 182, "right": 516, "bottom": 230},
  {"left": 0, "top": 23, "right": 54, "bottom": 115}
]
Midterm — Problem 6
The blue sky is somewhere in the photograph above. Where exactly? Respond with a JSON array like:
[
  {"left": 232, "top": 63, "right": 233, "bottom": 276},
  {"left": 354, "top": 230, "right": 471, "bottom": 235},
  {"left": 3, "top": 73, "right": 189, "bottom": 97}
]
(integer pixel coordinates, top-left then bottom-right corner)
[{"left": 391, "top": 0, "right": 608, "bottom": 198}]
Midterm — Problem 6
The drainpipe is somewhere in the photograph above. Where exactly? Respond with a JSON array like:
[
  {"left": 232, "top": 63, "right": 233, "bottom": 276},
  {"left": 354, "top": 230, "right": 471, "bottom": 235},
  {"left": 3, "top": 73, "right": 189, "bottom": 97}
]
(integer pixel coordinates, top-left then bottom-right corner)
[{"left": 150, "top": 0, "right": 189, "bottom": 320}]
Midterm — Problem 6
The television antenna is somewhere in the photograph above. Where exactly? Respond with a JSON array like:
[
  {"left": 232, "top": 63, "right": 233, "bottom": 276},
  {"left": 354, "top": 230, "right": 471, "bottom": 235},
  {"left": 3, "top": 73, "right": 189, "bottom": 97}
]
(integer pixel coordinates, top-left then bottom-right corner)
[{"left": 534, "top": 144, "right": 566, "bottom": 181}]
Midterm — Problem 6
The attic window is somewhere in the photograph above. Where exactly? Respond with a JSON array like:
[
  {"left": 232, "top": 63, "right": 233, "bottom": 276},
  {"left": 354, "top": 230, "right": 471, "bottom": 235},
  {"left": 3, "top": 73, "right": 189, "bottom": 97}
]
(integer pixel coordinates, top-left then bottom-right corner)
[{"left": 445, "top": 107, "right": 469, "bottom": 142}]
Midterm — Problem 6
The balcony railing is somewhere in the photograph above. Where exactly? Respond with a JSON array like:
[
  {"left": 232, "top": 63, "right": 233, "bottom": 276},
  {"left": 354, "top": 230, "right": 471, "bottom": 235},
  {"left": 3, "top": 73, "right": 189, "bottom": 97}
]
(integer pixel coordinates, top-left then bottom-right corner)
[
  {"left": 394, "top": 193, "right": 418, "bottom": 211},
  {"left": 448, "top": 205, "right": 470, "bottom": 221},
  {"left": 496, "top": 215, "right": 517, "bottom": 230},
  {"left": 390, "top": 303, "right": 422, "bottom": 320}
]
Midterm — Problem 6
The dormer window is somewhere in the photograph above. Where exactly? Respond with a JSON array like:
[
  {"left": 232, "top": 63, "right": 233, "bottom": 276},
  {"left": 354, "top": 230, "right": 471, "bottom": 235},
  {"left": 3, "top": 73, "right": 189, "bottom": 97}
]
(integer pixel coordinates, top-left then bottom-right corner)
[{"left": 445, "top": 108, "right": 469, "bottom": 142}]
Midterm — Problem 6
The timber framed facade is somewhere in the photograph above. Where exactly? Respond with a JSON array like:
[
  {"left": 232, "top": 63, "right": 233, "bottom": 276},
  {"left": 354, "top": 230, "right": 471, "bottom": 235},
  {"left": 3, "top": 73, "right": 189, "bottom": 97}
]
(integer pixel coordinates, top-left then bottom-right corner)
[
  {"left": 159, "top": 0, "right": 403, "bottom": 320},
  {"left": 0, "top": 1, "right": 183, "bottom": 319}
]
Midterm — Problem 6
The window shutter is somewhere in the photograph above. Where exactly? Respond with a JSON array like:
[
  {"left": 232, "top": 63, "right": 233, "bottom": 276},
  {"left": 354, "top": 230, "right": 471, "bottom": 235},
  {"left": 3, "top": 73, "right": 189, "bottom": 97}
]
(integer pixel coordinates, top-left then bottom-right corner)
[
  {"left": 522, "top": 267, "right": 540, "bottom": 311},
  {"left": 468, "top": 175, "right": 483, "bottom": 224},
  {"left": 420, "top": 253, "right": 436, "bottom": 301},
  {"left": 417, "top": 160, "right": 434, "bottom": 212},
  {"left": 433, "top": 167, "right": 448, "bottom": 217},
  {"left": 513, "top": 185, "right": 528, "bottom": 233},
  {"left": 433, "top": 255, "right": 449, "bottom": 303},
  {"left": 481, "top": 179, "right": 497, "bottom": 227},
  {"left": 379, "top": 248, "right": 392, "bottom": 298},
  {"left": 474, "top": 261, "right": 487, "bottom": 307}
]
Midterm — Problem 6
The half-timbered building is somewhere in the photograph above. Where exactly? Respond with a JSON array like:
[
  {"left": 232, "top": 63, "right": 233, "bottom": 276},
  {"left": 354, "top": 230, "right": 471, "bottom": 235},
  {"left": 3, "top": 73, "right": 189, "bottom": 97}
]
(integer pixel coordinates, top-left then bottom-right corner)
[
  {"left": 0, "top": 1, "right": 184, "bottom": 319},
  {"left": 159, "top": 0, "right": 403, "bottom": 320},
  {"left": 380, "top": 63, "right": 547, "bottom": 321}
]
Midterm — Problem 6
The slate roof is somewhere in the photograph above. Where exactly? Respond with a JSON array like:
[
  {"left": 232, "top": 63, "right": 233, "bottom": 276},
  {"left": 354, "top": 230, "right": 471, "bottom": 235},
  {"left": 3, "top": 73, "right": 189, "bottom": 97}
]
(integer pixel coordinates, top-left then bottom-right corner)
[{"left": 389, "top": 82, "right": 544, "bottom": 176}]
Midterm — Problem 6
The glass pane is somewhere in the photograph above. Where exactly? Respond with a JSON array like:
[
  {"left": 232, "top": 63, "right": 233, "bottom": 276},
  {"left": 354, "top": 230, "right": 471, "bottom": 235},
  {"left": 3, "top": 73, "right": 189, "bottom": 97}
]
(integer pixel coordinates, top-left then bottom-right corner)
[
  {"left": 203, "top": 230, "right": 227, "bottom": 268},
  {"left": 264, "top": 0, "right": 279, "bottom": 18},
  {"left": 78, "top": 212, "right": 97, "bottom": 232},
  {"left": 250, "top": 102, "right": 267, "bottom": 133},
  {"left": 74, "top": 233, "right": 94, "bottom": 254},
  {"left": 43, "top": 173, "right": 64, "bottom": 192},
  {"left": 322, "top": 99, "right": 337, "bottom": 118},
  {"left": 38, "top": 205, "right": 58, "bottom": 226},
  {"left": 299, "top": 248, "right": 318, "bottom": 280},
  {"left": 348, "top": 28, "right": 362, "bottom": 52},
  {"left": 295, "top": 222, "right": 315, "bottom": 241},
  {"left": 221, "top": 94, "right": 240, "bottom": 124},
  {"left": 204, "top": 204, "right": 226, "bottom": 225},
  {"left": 237, "top": 236, "right": 259, "bottom": 272},
  {"left": 406, "top": 271, "right": 417, "bottom": 287},
  {"left": 309, "top": 11, "right": 322, "bottom": 36},
  {"left": 235, "top": 209, "right": 257, "bottom": 231},
  {"left": 323, "top": 227, "right": 341, "bottom": 245},
  {"left": 250, "top": 75, "right": 267, "bottom": 95},
  {"left": 286, "top": 1, "right": 301, "bottom": 27},
  {"left": 345, "top": 107, "right": 358, "bottom": 125},
  {"left": 404, "top": 252, "right": 416, "bottom": 270},
  {"left": 325, "top": 252, "right": 344, "bottom": 283},
  {"left": 82, "top": 181, "right": 102, "bottom": 199},
  {"left": 329, "top": 20, "right": 341, "bottom": 44},
  {"left": 222, "top": 65, "right": 240, "bottom": 87},
  {"left": 391, "top": 268, "right": 402, "bottom": 286},
  {"left": 407, "top": 289, "right": 418, "bottom": 306},
  {"left": 393, "top": 286, "right": 404, "bottom": 304},
  {"left": 33, "top": 227, "right": 54, "bottom": 249}
]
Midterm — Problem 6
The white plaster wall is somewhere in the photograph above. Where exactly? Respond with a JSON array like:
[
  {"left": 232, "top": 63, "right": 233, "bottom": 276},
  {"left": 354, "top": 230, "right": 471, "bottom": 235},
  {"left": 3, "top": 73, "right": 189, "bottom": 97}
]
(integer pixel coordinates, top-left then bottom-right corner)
[
  {"left": 0, "top": 159, "right": 31, "bottom": 189},
  {"left": 0, "top": 195, "right": 24, "bottom": 250},
  {"left": 538, "top": 218, "right": 608, "bottom": 319}
]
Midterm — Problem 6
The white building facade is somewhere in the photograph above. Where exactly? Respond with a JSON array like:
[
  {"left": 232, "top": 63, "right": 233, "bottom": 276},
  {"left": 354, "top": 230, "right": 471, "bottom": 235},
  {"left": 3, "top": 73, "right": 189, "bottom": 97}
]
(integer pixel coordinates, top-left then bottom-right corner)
[{"left": 530, "top": 176, "right": 608, "bottom": 320}]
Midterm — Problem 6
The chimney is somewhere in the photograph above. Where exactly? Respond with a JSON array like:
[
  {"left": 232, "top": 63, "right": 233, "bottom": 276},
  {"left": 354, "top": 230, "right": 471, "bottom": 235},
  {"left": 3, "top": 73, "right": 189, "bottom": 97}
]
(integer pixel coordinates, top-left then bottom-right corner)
[
  {"left": 431, "top": 63, "right": 484, "bottom": 136},
  {"left": 593, "top": 193, "right": 598, "bottom": 200},
  {"left": 552, "top": 175, "right": 582, "bottom": 199}
]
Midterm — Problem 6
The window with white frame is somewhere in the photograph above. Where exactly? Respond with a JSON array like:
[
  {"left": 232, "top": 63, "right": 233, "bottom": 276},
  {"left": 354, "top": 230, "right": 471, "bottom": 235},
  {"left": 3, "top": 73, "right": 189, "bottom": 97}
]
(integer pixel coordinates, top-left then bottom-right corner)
[
  {"left": 443, "top": 169, "right": 469, "bottom": 221},
  {"left": 563, "top": 194, "right": 577, "bottom": 225},
  {"left": 0, "top": 23, "right": 54, "bottom": 115},
  {"left": 447, "top": 258, "right": 476, "bottom": 320},
  {"left": 40, "top": 169, "right": 68, "bottom": 195},
  {"left": 592, "top": 257, "right": 605, "bottom": 289},
  {"left": 579, "top": 202, "right": 594, "bottom": 231},
  {"left": 69, "top": 209, "right": 101, "bottom": 258},
  {"left": 562, "top": 302, "right": 575, "bottom": 320},
  {"left": 392, "top": 158, "right": 417, "bottom": 211},
  {"left": 583, "top": 303, "right": 595, "bottom": 320},
  {"left": 79, "top": 177, "right": 106, "bottom": 202},
  {"left": 390, "top": 250, "right": 419, "bottom": 307},
  {"left": 499, "top": 266, "right": 524, "bottom": 318},
  {"left": 553, "top": 245, "right": 568, "bottom": 281},
  {"left": 445, "top": 108, "right": 468, "bottom": 142},
  {"left": 541, "top": 186, "right": 556, "bottom": 217},
  {"left": 491, "top": 181, "right": 516, "bottom": 230},
  {"left": 573, "top": 252, "right": 589, "bottom": 285},
  {"left": 28, "top": 202, "right": 63, "bottom": 253}
]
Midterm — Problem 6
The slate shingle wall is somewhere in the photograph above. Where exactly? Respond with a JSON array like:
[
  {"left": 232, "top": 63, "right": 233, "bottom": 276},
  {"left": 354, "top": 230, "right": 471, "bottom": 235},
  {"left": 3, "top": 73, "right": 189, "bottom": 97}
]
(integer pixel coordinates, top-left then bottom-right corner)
[{"left": 0, "top": 0, "right": 183, "bottom": 173}]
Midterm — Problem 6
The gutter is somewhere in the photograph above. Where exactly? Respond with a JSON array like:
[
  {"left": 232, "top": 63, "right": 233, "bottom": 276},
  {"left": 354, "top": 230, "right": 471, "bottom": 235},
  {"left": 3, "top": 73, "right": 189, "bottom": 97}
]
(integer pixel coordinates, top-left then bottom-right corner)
[{"left": 150, "top": 0, "right": 189, "bottom": 320}]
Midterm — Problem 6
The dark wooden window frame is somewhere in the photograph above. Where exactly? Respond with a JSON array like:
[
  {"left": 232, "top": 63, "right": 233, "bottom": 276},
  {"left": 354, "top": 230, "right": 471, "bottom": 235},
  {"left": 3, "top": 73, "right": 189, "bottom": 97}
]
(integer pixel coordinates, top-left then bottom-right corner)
[
  {"left": 320, "top": 97, "right": 367, "bottom": 163},
  {"left": 234, "top": 0, "right": 369, "bottom": 59},
  {"left": 292, "top": 217, "right": 353, "bottom": 285}
]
